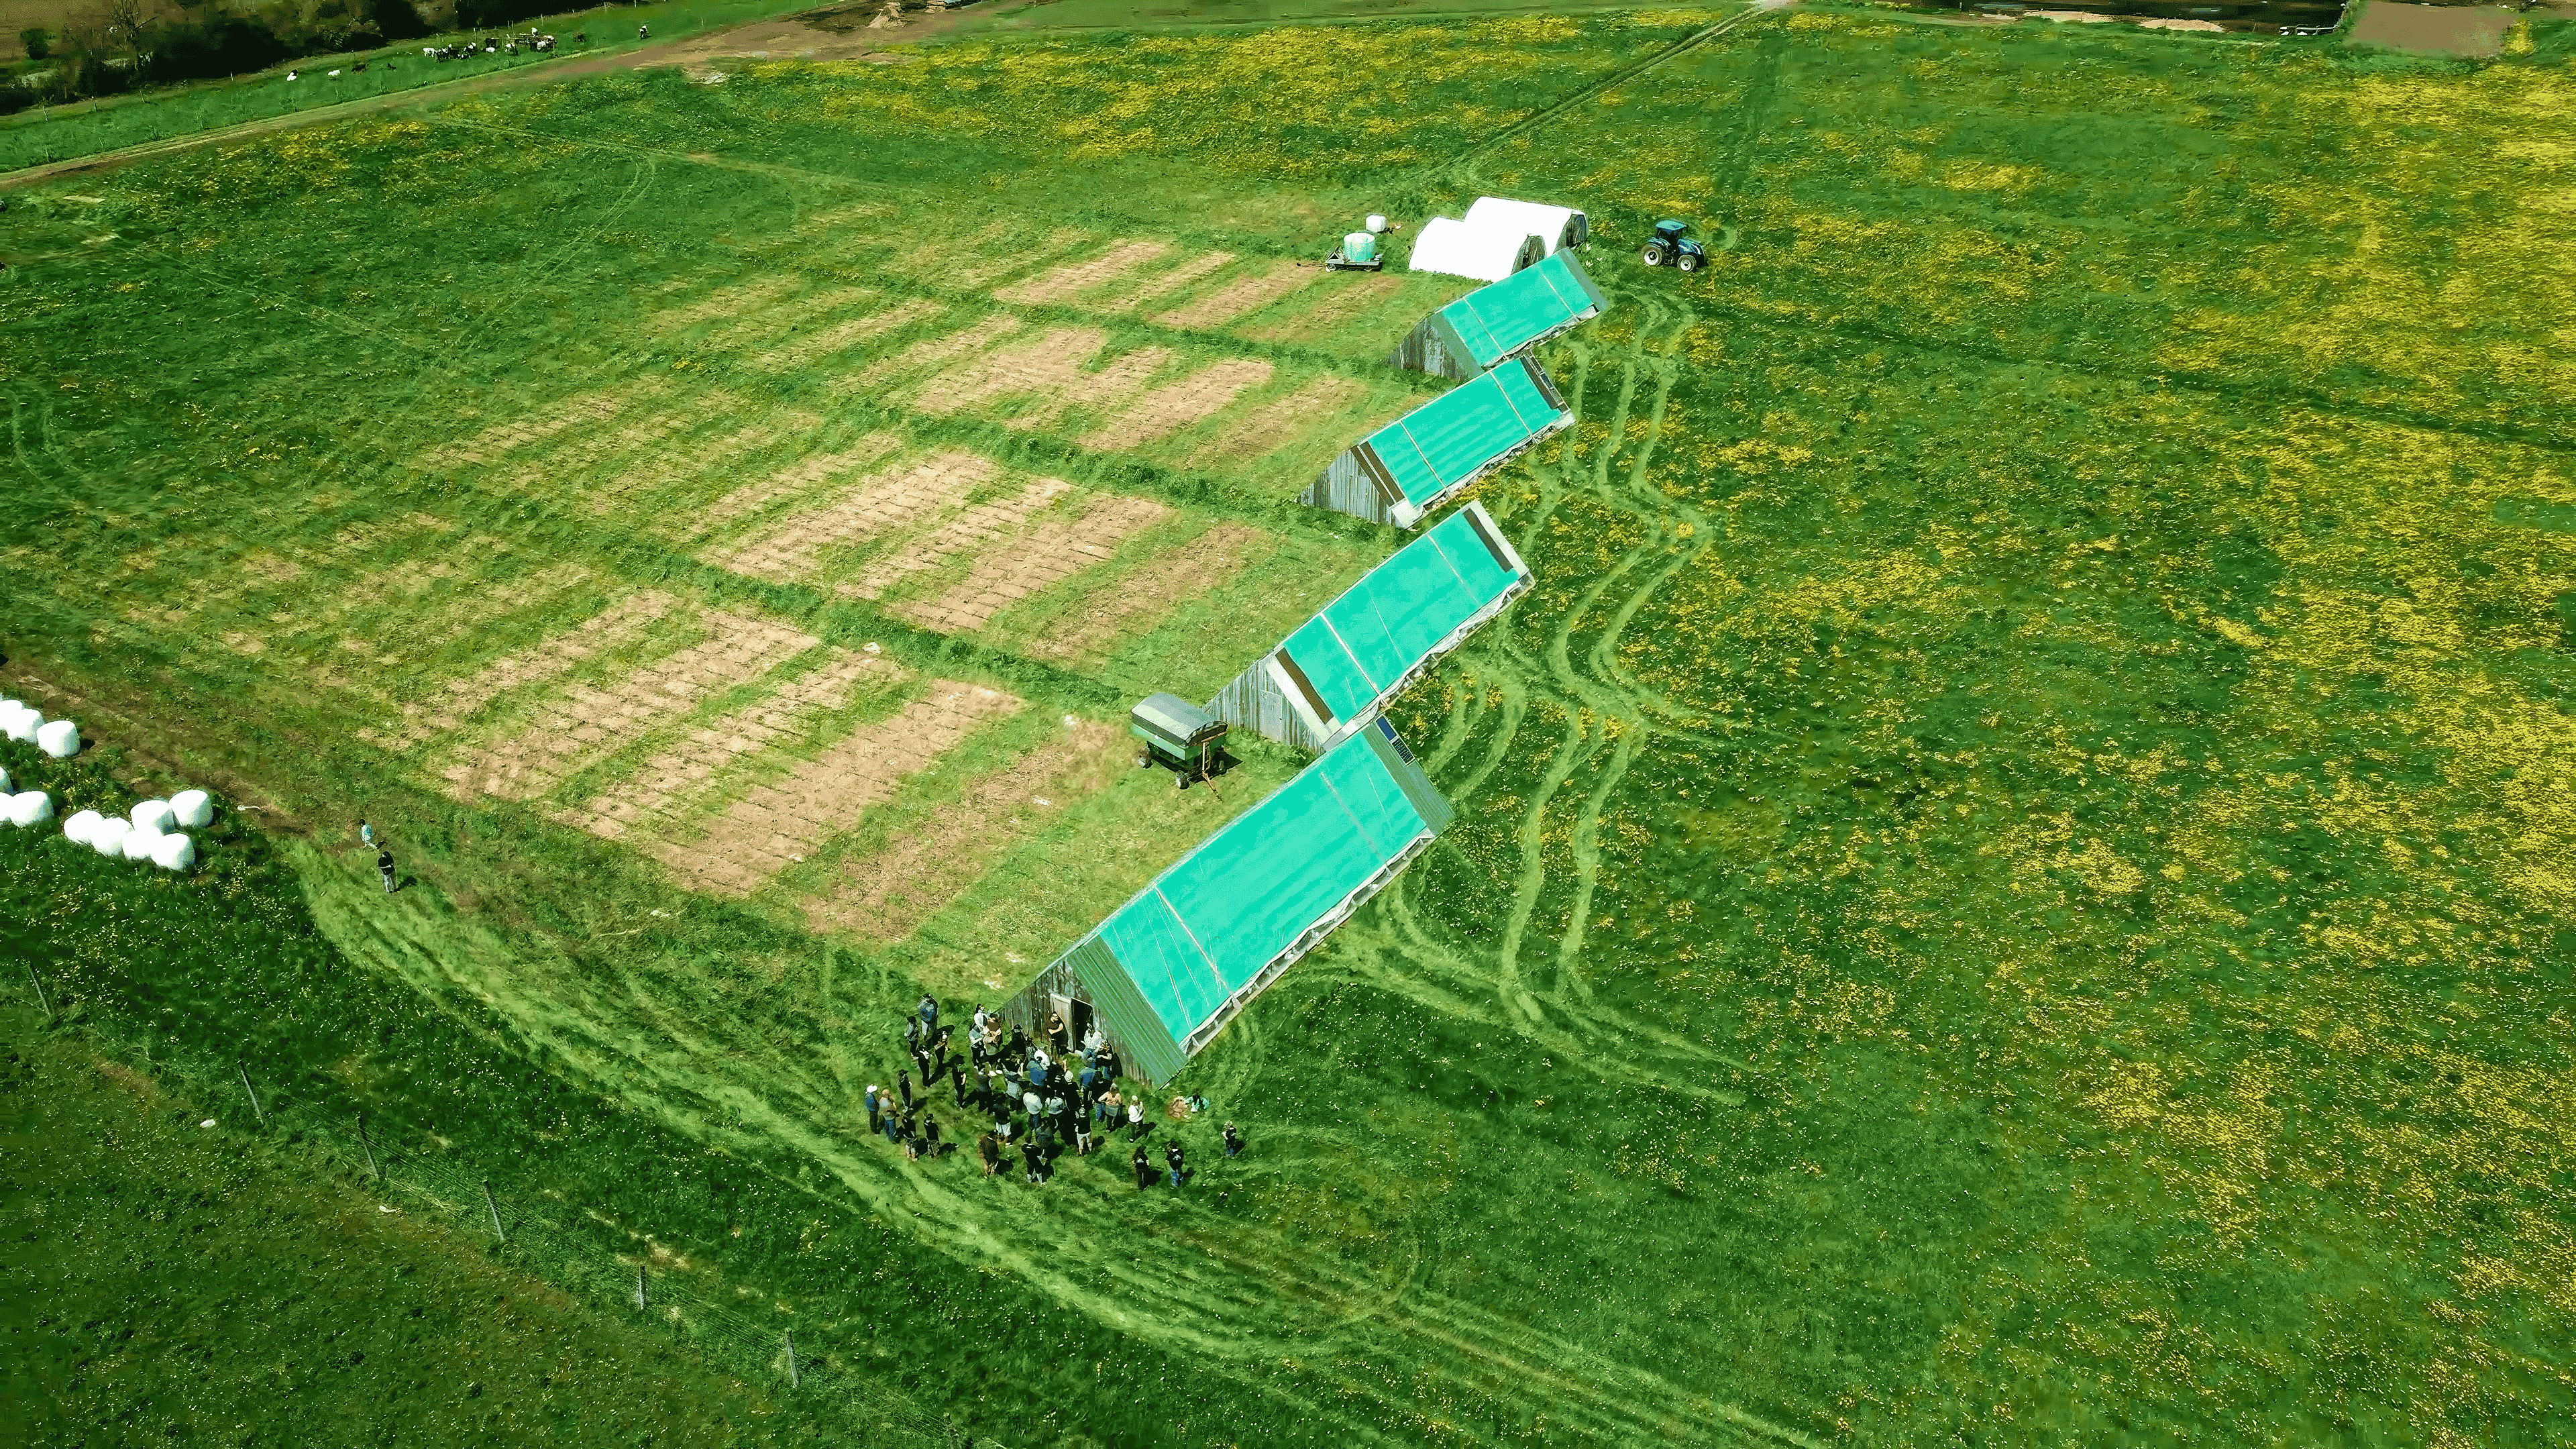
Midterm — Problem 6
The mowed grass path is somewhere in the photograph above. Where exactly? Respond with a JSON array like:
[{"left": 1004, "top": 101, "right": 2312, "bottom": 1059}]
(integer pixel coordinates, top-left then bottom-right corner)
[{"left": 3, "top": 7, "right": 2574, "bottom": 1444}]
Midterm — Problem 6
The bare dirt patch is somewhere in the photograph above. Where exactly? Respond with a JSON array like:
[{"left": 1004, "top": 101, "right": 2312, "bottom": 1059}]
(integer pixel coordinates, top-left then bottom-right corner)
[
  {"left": 699, "top": 286, "right": 879, "bottom": 354},
  {"left": 849, "top": 314, "right": 1026, "bottom": 391},
  {"left": 1183, "top": 372, "right": 1370, "bottom": 469},
  {"left": 592, "top": 409, "right": 822, "bottom": 515},
  {"left": 992, "top": 239, "right": 1175, "bottom": 307},
  {"left": 557, "top": 647, "right": 905, "bottom": 841},
  {"left": 364, "top": 590, "right": 677, "bottom": 753},
  {"left": 497, "top": 390, "right": 741, "bottom": 494},
  {"left": 1104, "top": 250, "right": 1236, "bottom": 313},
  {"left": 749, "top": 297, "right": 944, "bottom": 373},
  {"left": 843, "top": 475, "right": 1072, "bottom": 602},
  {"left": 909, "top": 324, "right": 1111, "bottom": 417},
  {"left": 1023, "top": 520, "right": 1274, "bottom": 667},
  {"left": 440, "top": 606, "right": 819, "bottom": 802},
  {"left": 2347, "top": 1, "right": 2512, "bottom": 54},
  {"left": 1240, "top": 272, "right": 1404, "bottom": 343},
  {"left": 1079, "top": 356, "right": 1275, "bottom": 451},
  {"left": 650, "top": 679, "right": 1026, "bottom": 897},
  {"left": 800, "top": 718, "right": 1124, "bottom": 941},
  {"left": 1151, "top": 260, "right": 1311, "bottom": 329},
  {"left": 689, "top": 433, "right": 909, "bottom": 539},
  {"left": 705, "top": 449, "right": 998, "bottom": 584},
  {"left": 419, "top": 389, "right": 634, "bottom": 471},
  {"left": 892, "top": 492, "right": 1173, "bottom": 635},
  {"left": 647, "top": 277, "right": 800, "bottom": 333}
]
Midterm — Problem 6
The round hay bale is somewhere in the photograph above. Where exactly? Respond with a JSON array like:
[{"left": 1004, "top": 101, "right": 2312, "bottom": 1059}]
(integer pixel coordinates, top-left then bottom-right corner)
[
  {"left": 36, "top": 719, "right": 80, "bottom": 758},
  {"left": 89, "top": 816, "right": 129, "bottom": 857},
  {"left": 9, "top": 791, "right": 54, "bottom": 826},
  {"left": 169, "top": 789, "right": 215, "bottom": 828},
  {"left": 131, "top": 799, "right": 176, "bottom": 833},
  {"left": 150, "top": 833, "right": 196, "bottom": 872},
  {"left": 62, "top": 808, "right": 103, "bottom": 845},
  {"left": 121, "top": 824, "right": 162, "bottom": 861},
  {"left": 1, "top": 704, "right": 40, "bottom": 743}
]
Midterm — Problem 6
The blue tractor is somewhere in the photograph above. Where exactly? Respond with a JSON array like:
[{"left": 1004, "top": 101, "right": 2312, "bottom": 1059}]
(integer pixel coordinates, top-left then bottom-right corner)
[{"left": 1639, "top": 219, "right": 1706, "bottom": 274}]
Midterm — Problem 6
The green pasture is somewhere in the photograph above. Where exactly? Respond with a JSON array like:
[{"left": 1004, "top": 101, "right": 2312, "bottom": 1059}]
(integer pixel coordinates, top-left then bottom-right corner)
[
  {"left": 0, "top": 0, "right": 800, "bottom": 176},
  {"left": 4, "top": 6, "right": 2575, "bottom": 1445}
]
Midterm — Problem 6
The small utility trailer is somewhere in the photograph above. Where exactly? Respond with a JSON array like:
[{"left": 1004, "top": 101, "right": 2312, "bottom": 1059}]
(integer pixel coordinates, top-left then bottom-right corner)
[{"left": 1131, "top": 693, "right": 1228, "bottom": 789}]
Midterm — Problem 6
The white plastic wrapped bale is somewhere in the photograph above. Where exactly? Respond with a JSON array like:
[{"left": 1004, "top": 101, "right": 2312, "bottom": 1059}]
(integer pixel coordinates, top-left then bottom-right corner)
[
  {"left": 150, "top": 832, "right": 196, "bottom": 872},
  {"left": 131, "top": 799, "right": 177, "bottom": 833},
  {"left": 1, "top": 704, "right": 38, "bottom": 743},
  {"left": 170, "top": 789, "right": 214, "bottom": 828},
  {"left": 37, "top": 718, "right": 80, "bottom": 758},
  {"left": 9, "top": 791, "right": 54, "bottom": 827},
  {"left": 123, "top": 824, "right": 162, "bottom": 861},
  {"left": 62, "top": 808, "right": 103, "bottom": 846},
  {"left": 90, "top": 816, "right": 130, "bottom": 857}
]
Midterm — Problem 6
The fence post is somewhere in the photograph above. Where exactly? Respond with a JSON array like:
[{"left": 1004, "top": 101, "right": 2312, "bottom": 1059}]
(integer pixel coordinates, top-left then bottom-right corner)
[
  {"left": 238, "top": 1065, "right": 264, "bottom": 1125},
  {"left": 356, "top": 1117, "right": 381, "bottom": 1181},
  {"left": 783, "top": 1329, "right": 799, "bottom": 1389},
  {"left": 25, "top": 963, "right": 53, "bottom": 1024},
  {"left": 633, "top": 1264, "right": 647, "bottom": 1310},
  {"left": 480, "top": 1180, "right": 506, "bottom": 1244}
]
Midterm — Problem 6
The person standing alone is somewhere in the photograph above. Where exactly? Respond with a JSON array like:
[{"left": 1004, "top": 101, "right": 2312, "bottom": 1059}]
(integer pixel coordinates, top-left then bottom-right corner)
[{"left": 377, "top": 845, "right": 397, "bottom": 894}]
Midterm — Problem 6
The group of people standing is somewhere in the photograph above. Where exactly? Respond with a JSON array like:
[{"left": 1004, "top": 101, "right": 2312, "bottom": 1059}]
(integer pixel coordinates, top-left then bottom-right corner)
[{"left": 863, "top": 995, "right": 1245, "bottom": 1193}]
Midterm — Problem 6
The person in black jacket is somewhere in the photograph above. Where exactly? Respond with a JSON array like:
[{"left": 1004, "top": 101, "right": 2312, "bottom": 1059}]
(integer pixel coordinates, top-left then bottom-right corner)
[
  {"left": 1222, "top": 1121, "right": 1244, "bottom": 1159},
  {"left": 1021, "top": 1139, "right": 1043, "bottom": 1185},
  {"left": 1131, "top": 1144, "right": 1154, "bottom": 1190},
  {"left": 1165, "top": 1140, "right": 1188, "bottom": 1187},
  {"left": 921, "top": 1114, "right": 943, "bottom": 1158},
  {"left": 896, "top": 1069, "right": 914, "bottom": 1110}
]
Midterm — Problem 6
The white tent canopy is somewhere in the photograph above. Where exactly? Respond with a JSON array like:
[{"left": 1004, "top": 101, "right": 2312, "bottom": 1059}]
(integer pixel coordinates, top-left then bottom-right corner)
[
  {"left": 1463, "top": 197, "right": 1589, "bottom": 255},
  {"left": 1408, "top": 217, "right": 1547, "bottom": 282}
]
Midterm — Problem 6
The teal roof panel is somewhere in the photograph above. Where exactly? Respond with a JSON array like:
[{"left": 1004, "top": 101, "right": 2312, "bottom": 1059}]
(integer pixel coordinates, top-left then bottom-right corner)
[
  {"left": 1364, "top": 362, "right": 1567, "bottom": 511},
  {"left": 1437, "top": 252, "right": 1607, "bottom": 370},
  {"left": 1273, "top": 504, "right": 1532, "bottom": 727}
]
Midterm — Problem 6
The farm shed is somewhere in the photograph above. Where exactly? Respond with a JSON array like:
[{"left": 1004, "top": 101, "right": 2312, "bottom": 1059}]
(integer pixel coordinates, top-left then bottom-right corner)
[
  {"left": 1210, "top": 501, "right": 1530, "bottom": 751},
  {"left": 1462, "top": 197, "right": 1589, "bottom": 255},
  {"left": 1302, "top": 356, "right": 1570, "bottom": 527},
  {"left": 1004, "top": 720, "right": 1453, "bottom": 1081},
  {"left": 1387, "top": 250, "right": 1609, "bottom": 380},
  {"left": 1407, "top": 217, "right": 1548, "bottom": 282}
]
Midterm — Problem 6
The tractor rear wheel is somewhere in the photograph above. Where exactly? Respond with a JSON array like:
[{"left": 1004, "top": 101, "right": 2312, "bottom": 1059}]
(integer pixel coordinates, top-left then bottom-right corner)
[
  {"left": 1640, "top": 244, "right": 1666, "bottom": 266},
  {"left": 1678, "top": 252, "right": 1703, "bottom": 273}
]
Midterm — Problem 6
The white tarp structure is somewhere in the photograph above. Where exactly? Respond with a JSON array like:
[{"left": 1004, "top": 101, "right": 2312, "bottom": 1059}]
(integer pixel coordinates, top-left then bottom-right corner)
[
  {"left": 1462, "top": 197, "right": 1589, "bottom": 255},
  {"left": 1408, "top": 217, "right": 1546, "bottom": 282}
]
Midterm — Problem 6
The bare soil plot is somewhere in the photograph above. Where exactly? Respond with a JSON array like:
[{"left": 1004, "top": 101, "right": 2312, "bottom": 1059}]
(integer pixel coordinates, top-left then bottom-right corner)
[
  {"left": 704, "top": 449, "right": 998, "bottom": 584},
  {"left": 440, "top": 605, "right": 818, "bottom": 802},
  {"left": 648, "top": 679, "right": 1025, "bottom": 897},
  {"left": 843, "top": 475, "right": 1072, "bottom": 602},
  {"left": 1102, "top": 250, "right": 1236, "bottom": 313},
  {"left": 1238, "top": 272, "right": 1406, "bottom": 344},
  {"left": 697, "top": 286, "right": 880, "bottom": 355},
  {"left": 557, "top": 647, "right": 905, "bottom": 841},
  {"left": 689, "top": 433, "right": 909, "bottom": 539},
  {"left": 1078, "top": 356, "right": 1275, "bottom": 451},
  {"left": 1151, "top": 260, "right": 1312, "bottom": 329},
  {"left": 748, "top": 297, "right": 944, "bottom": 373},
  {"left": 993, "top": 239, "right": 1175, "bottom": 307},
  {"left": 645, "top": 276, "right": 800, "bottom": 333},
  {"left": 496, "top": 391, "right": 743, "bottom": 494},
  {"left": 417, "top": 390, "right": 633, "bottom": 472},
  {"left": 362, "top": 589, "right": 678, "bottom": 753},
  {"left": 908, "top": 324, "right": 1111, "bottom": 417},
  {"left": 800, "top": 718, "right": 1124, "bottom": 942},
  {"left": 1183, "top": 372, "right": 1371, "bottom": 468},
  {"left": 892, "top": 492, "right": 1173, "bottom": 635},
  {"left": 849, "top": 314, "right": 1026, "bottom": 391},
  {"left": 590, "top": 409, "right": 822, "bottom": 516},
  {"left": 2347, "top": 1, "right": 2513, "bottom": 54},
  {"left": 1022, "top": 520, "right": 1274, "bottom": 666}
]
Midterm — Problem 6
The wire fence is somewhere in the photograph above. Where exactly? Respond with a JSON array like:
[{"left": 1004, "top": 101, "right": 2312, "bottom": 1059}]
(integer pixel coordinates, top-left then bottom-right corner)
[{"left": 17, "top": 963, "right": 1006, "bottom": 1449}]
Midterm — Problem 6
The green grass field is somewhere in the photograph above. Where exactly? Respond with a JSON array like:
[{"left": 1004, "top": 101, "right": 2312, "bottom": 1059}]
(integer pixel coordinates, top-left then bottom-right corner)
[{"left": 3, "top": 5, "right": 2573, "bottom": 1444}]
